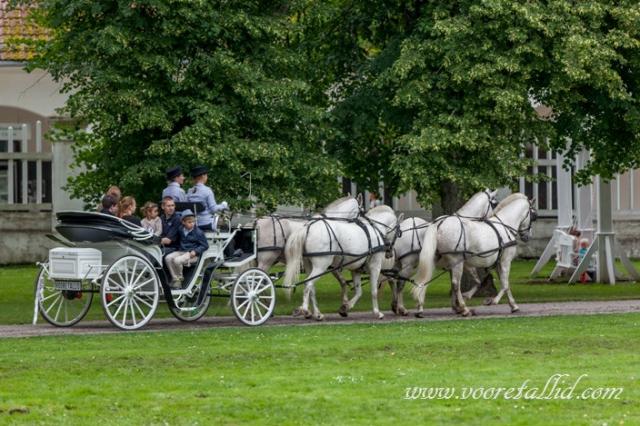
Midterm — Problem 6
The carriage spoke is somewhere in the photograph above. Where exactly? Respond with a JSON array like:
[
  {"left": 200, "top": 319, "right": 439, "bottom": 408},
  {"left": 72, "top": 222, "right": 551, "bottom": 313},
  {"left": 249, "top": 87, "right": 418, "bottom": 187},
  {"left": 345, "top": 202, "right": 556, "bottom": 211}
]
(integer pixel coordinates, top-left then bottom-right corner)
[
  {"left": 129, "top": 300, "right": 137, "bottom": 326},
  {"left": 44, "top": 293, "right": 61, "bottom": 314},
  {"left": 107, "top": 276, "right": 125, "bottom": 290},
  {"left": 242, "top": 300, "right": 252, "bottom": 319},
  {"left": 256, "top": 300, "right": 271, "bottom": 312},
  {"left": 122, "top": 298, "right": 129, "bottom": 324},
  {"left": 235, "top": 298, "right": 250, "bottom": 312},
  {"left": 106, "top": 294, "right": 126, "bottom": 308},
  {"left": 64, "top": 299, "right": 69, "bottom": 323},
  {"left": 41, "top": 291, "right": 61, "bottom": 302},
  {"left": 132, "top": 277, "right": 155, "bottom": 291},
  {"left": 130, "top": 261, "right": 146, "bottom": 288},
  {"left": 133, "top": 294, "right": 154, "bottom": 309},
  {"left": 54, "top": 295, "right": 64, "bottom": 321},
  {"left": 131, "top": 297, "right": 147, "bottom": 318},
  {"left": 111, "top": 295, "right": 127, "bottom": 319},
  {"left": 254, "top": 283, "right": 272, "bottom": 295},
  {"left": 250, "top": 303, "right": 256, "bottom": 323}
]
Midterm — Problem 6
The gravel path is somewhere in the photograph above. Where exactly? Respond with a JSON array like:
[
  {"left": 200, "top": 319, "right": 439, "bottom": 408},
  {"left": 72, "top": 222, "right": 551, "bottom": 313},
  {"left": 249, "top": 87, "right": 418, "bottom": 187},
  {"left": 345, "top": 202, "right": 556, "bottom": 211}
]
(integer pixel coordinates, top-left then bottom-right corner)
[{"left": 1, "top": 299, "right": 639, "bottom": 338}]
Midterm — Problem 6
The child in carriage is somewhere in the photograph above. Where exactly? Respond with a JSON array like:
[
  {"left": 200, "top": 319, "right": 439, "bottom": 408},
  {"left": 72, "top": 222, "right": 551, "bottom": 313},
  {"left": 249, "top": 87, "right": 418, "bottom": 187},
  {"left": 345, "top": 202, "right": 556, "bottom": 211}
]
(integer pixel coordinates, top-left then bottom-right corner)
[
  {"left": 141, "top": 201, "right": 163, "bottom": 236},
  {"left": 164, "top": 209, "right": 209, "bottom": 288}
]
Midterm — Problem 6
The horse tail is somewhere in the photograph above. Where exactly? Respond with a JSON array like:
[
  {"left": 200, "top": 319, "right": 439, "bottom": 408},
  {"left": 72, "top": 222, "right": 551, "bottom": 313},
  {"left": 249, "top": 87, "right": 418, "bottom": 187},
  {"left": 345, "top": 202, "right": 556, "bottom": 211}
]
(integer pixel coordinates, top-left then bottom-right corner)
[
  {"left": 283, "top": 226, "right": 306, "bottom": 299},
  {"left": 412, "top": 225, "right": 437, "bottom": 302}
]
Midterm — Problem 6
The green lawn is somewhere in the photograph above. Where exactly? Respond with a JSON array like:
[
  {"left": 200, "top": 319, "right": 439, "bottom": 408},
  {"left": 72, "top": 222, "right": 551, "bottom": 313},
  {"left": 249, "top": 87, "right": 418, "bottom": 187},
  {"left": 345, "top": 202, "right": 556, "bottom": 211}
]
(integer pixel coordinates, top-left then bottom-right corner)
[
  {"left": 0, "top": 313, "right": 638, "bottom": 425},
  {"left": 1, "top": 260, "right": 639, "bottom": 325}
]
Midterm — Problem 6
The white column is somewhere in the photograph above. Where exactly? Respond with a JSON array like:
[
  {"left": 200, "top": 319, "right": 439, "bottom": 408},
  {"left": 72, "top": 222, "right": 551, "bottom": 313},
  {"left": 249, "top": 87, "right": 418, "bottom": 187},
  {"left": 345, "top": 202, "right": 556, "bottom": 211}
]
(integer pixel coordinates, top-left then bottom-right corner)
[
  {"left": 21, "top": 124, "right": 28, "bottom": 204},
  {"left": 7, "top": 126, "right": 14, "bottom": 204},
  {"left": 36, "top": 120, "right": 42, "bottom": 204}
]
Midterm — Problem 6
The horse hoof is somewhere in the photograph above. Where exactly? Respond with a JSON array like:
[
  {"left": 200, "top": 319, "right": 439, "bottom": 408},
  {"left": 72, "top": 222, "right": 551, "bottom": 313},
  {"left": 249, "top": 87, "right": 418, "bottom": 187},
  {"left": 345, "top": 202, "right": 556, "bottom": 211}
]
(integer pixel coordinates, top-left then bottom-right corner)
[
  {"left": 511, "top": 306, "right": 520, "bottom": 313},
  {"left": 399, "top": 307, "right": 409, "bottom": 317},
  {"left": 483, "top": 297, "right": 493, "bottom": 306},
  {"left": 461, "top": 309, "right": 472, "bottom": 317},
  {"left": 314, "top": 313, "right": 324, "bottom": 321},
  {"left": 292, "top": 308, "right": 303, "bottom": 317},
  {"left": 304, "top": 311, "right": 313, "bottom": 319},
  {"left": 376, "top": 312, "right": 384, "bottom": 320},
  {"left": 414, "top": 312, "right": 424, "bottom": 318},
  {"left": 338, "top": 305, "right": 349, "bottom": 317},
  {"left": 391, "top": 301, "right": 398, "bottom": 315}
]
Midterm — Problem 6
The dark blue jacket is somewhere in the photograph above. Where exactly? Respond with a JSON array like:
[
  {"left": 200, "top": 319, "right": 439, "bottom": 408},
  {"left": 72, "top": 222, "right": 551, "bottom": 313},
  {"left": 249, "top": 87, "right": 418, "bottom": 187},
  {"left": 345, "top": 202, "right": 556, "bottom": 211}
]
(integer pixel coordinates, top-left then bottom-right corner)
[
  {"left": 160, "top": 213, "right": 182, "bottom": 249},
  {"left": 178, "top": 226, "right": 209, "bottom": 255}
]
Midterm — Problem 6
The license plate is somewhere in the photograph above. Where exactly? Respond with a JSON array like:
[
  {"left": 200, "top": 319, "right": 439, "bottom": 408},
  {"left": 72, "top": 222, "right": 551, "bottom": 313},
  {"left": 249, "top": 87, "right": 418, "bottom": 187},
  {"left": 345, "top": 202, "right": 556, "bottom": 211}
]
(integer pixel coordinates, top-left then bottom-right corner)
[{"left": 54, "top": 280, "right": 82, "bottom": 291}]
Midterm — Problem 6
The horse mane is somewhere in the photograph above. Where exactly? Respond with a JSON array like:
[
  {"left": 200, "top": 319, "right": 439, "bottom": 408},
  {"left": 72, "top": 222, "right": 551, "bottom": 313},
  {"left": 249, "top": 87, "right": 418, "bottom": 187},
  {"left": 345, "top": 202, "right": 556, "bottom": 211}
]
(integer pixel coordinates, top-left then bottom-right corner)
[
  {"left": 323, "top": 195, "right": 354, "bottom": 211},
  {"left": 492, "top": 193, "right": 528, "bottom": 215},
  {"left": 366, "top": 204, "right": 394, "bottom": 215}
]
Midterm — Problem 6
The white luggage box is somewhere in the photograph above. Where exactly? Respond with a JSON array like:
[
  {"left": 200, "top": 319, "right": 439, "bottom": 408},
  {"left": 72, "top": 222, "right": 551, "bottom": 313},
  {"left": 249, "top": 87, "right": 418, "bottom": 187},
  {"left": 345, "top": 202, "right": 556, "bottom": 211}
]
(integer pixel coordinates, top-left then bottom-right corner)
[{"left": 49, "top": 248, "right": 103, "bottom": 280}]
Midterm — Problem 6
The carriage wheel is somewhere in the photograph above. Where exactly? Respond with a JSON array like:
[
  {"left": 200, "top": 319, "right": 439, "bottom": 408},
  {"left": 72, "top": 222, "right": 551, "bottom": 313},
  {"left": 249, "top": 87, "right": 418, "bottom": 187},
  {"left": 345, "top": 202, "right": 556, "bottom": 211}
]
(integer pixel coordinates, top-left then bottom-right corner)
[
  {"left": 101, "top": 255, "right": 159, "bottom": 330},
  {"left": 169, "top": 283, "right": 211, "bottom": 322},
  {"left": 34, "top": 266, "right": 93, "bottom": 327},
  {"left": 231, "top": 268, "right": 275, "bottom": 326}
]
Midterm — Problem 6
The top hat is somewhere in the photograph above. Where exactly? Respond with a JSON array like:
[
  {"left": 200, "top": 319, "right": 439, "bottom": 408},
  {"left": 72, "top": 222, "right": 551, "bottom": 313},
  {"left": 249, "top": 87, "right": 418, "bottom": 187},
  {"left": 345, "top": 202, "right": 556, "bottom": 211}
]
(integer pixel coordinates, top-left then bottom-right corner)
[
  {"left": 165, "top": 166, "right": 182, "bottom": 181},
  {"left": 190, "top": 165, "right": 208, "bottom": 178}
]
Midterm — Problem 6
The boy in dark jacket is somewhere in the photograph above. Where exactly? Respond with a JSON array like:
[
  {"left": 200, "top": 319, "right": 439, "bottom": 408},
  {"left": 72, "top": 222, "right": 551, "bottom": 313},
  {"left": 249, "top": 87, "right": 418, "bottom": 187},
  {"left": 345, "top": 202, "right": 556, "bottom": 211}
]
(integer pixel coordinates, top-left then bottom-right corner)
[{"left": 164, "top": 209, "right": 209, "bottom": 288}]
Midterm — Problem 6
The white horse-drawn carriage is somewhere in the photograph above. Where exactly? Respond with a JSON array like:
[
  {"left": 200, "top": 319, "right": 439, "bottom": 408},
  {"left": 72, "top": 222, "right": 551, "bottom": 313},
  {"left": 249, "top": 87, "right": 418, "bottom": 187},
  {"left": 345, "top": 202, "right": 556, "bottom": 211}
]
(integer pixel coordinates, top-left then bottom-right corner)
[{"left": 34, "top": 207, "right": 275, "bottom": 330}]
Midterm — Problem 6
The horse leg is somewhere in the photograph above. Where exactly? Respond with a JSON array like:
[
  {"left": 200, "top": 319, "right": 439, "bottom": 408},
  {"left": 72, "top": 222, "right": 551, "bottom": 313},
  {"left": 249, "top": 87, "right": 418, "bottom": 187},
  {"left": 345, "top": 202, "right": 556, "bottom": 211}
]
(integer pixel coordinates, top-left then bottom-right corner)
[
  {"left": 490, "top": 259, "right": 518, "bottom": 312},
  {"left": 347, "top": 272, "right": 363, "bottom": 311},
  {"left": 451, "top": 263, "right": 472, "bottom": 316},
  {"left": 389, "top": 278, "right": 399, "bottom": 314},
  {"left": 462, "top": 266, "right": 482, "bottom": 300},
  {"left": 368, "top": 256, "right": 384, "bottom": 319},
  {"left": 338, "top": 272, "right": 350, "bottom": 317},
  {"left": 394, "top": 261, "right": 413, "bottom": 316}
]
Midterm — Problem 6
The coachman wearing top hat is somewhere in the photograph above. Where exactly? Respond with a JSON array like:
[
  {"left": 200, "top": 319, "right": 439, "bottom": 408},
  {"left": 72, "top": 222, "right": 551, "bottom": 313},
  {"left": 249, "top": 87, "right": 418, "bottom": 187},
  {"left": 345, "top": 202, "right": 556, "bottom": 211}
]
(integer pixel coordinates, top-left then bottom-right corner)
[
  {"left": 186, "top": 165, "right": 229, "bottom": 231},
  {"left": 162, "top": 166, "right": 187, "bottom": 202}
]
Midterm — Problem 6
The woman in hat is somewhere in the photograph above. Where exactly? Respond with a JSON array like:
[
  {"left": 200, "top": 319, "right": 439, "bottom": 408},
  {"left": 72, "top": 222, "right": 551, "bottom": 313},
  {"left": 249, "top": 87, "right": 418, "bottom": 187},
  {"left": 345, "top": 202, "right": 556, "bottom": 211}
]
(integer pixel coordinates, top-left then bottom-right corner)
[
  {"left": 186, "top": 165, "right": 228, "bottom": 231},
  {"left": 162, "top": 166, "right": 187, "bottom": 202}
]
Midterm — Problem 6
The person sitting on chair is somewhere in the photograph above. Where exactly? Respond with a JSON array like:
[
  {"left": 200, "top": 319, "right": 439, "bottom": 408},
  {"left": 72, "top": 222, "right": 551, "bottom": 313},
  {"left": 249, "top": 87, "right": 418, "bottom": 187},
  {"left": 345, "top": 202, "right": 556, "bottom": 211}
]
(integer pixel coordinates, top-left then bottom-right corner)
[
  {"left": 164, "top": 209, "right": 209, "bottom": 288},
  {"left": 162, "top": 166, "right": 187, "bottom": 202},
  {"left": 160, "top": 196, "right": 181, "bottom": 255},
  {"left": 186, "top": 165, "right": 228, "bottom": 231}
]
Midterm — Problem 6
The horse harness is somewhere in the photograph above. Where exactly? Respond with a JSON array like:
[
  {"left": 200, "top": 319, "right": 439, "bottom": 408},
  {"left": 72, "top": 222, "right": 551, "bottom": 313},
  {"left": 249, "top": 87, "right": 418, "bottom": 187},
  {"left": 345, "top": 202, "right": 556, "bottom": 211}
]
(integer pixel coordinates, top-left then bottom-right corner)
[{"left": 256, "top": 215, "right": 288, "bottom": 253}]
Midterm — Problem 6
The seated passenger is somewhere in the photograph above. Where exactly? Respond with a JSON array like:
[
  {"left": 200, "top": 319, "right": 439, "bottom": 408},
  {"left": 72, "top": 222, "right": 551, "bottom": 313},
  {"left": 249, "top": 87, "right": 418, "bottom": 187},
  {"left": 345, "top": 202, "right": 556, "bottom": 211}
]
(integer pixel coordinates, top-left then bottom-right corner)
[
  {"left": 160, "top": 196, "right": 181, "bottom": 254},
  {"left": 164, "top": 209, "right": 209, "bottom": 288},
  {"left": 162, "top": 166, "right": 187, "bottom": 202},
  {"left": 100, "top": 194, "right": 118, "bottom": 216},
  {"left": 186, "top": 165, "right": 228, "bottom": 231},
  {"left": 118, "top": 196, "right": 142, "bottom": 226},
  {"left": 141, "top": 201, "right": 163, "bottom": 236}
]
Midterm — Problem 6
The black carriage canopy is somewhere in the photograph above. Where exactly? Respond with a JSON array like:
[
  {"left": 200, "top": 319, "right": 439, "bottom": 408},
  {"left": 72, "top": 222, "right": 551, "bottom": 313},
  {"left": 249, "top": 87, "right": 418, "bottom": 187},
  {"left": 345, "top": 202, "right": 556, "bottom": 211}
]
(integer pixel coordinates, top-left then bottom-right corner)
[{"left": 56, "top": 211, "right": 159, "bottom": 244}]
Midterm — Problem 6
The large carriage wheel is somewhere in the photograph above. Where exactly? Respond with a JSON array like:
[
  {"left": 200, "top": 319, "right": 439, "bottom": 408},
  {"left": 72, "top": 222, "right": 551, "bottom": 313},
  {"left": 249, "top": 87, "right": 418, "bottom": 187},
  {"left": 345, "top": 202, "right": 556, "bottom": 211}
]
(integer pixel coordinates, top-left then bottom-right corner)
[
  {"left": 34, "top": 266, "right": 93, "bottom": 327},
  {"left": 169, "top": 283, "right": 211, "bottom": 322},
  {"left": 101, "top": 255, "right": 159, "bottom": 330},
  {"left": 231, "top": 268, "right": 275, "bottom": 326}
]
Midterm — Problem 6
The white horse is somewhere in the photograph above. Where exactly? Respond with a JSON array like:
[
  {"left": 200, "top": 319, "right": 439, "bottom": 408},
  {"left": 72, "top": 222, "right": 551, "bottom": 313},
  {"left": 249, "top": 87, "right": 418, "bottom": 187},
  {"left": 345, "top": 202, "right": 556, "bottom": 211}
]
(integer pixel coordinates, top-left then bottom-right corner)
[
  {"left": 283, "top": 205, "right": 399, "bottom": 320},
  {"left": 388, "top": 189, "right": 498, "bottom": 316},
  {"left": 253, "top": 195, "right": 362, "bottom": 272},
  {"left": 412, "top": 193, "right": 536, "bottom": 316}
]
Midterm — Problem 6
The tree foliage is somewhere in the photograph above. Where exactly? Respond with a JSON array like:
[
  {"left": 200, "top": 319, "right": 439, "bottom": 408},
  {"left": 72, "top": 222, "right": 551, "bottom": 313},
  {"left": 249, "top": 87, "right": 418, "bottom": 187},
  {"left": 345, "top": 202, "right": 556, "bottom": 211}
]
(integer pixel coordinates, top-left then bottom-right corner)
[
  {"left": 17, "top": 0, "right": 640, "bottom": 210},
  {"left": 21, "top": 0, "right": 342, "bottom": 210},
  {"left": 301, "top": 0, "right": 640, "bottom": 206}
]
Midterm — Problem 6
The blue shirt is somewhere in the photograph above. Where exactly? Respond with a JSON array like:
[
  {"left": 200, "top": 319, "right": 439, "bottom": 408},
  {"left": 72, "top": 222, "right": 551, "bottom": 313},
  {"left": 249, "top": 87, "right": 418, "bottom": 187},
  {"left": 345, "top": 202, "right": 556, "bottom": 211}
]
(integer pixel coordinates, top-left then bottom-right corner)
[
  {"left": 162, "top": 182, "right": 186, "bottom": 202},
  {"left": 186, "top": 183, "right": 225, "bottom": 227}
]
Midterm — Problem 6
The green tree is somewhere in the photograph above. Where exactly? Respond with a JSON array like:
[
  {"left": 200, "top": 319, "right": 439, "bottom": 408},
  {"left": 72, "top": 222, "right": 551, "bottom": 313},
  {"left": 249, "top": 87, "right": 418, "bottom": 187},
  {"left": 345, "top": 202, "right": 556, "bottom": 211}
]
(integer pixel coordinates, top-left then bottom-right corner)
[
  {"left": 19, "top": 0, "right": 342, "bottom": 211},
  {"left": 302, "top": 0, "right": 640, "bottom": 211}
]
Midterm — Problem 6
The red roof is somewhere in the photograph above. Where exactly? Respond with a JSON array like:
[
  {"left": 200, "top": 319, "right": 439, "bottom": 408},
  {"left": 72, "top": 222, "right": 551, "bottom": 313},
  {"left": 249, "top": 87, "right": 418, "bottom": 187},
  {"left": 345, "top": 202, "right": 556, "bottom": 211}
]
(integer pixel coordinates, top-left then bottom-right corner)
[{"left": 0, "top": 0, "right": 47, "bottom": 61}]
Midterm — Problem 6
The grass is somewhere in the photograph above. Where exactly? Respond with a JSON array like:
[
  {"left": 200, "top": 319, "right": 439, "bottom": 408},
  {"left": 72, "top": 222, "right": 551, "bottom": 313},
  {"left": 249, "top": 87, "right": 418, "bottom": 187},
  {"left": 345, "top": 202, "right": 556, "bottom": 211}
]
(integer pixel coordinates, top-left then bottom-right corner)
[
  {"left": 1, "top": 260, "right": 639, "bottom": 326},
  {"left": 0, "top": 313, "right": 638, "bottom": 424}
]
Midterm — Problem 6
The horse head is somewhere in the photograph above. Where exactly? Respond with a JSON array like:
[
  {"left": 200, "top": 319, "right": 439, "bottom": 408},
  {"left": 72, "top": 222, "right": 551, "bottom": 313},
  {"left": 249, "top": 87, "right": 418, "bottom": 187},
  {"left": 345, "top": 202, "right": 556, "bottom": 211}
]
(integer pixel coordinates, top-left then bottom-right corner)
[
  {"left": 365, "top": 205, "right": 399, "bottom": 243},
  {"left": 519, "top": 198, "right": 538, "bottom": 242}
]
